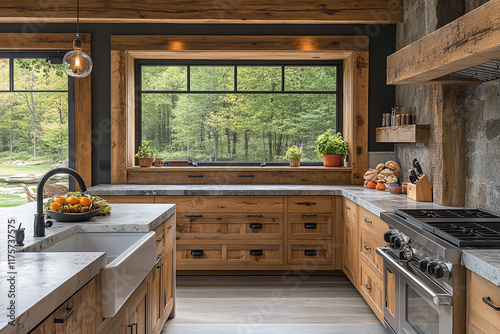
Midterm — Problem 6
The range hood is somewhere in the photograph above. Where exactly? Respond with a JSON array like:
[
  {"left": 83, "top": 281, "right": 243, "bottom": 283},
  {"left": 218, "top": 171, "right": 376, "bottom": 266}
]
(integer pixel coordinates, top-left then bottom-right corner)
[{"left": 387, "top": 0, "right": 500, "bottom": 85}]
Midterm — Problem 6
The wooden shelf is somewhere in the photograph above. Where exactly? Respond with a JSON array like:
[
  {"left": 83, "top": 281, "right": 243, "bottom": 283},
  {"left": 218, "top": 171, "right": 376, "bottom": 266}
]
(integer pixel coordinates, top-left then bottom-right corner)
[{"left": 376, "top": 124, "right": 430, "bottom": 143}]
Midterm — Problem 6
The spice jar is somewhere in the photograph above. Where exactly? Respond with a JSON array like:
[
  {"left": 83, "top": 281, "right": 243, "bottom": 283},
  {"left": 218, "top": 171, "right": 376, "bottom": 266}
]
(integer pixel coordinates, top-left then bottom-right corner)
[
  {"left": 395, "top": 114, "right": 402, "bottom": 126},
  {"left": 382, "top": 114, "right": 386, "bottom": 127},
  {"left": 406, "top": 114, "right": 412, "bottom": 125},
  {"left": 401, "top": 114, "right": 407, "bottom": 125}
]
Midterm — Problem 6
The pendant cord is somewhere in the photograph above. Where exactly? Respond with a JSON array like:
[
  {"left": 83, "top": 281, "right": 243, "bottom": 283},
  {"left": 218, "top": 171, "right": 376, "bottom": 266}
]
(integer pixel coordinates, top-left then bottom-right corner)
[{"left": 76, "top": 0, "right": 80, "bottom": 39}]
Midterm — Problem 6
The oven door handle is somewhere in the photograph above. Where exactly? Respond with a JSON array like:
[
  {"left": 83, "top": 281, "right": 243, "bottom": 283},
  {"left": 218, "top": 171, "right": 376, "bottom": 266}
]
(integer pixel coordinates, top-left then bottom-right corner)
[{"left": 376, "top": 247, "right": 453, "bottom": 306}]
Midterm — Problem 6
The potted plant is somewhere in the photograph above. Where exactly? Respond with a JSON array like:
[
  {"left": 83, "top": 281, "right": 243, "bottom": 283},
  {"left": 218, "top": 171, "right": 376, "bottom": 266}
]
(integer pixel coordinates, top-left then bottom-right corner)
[
  {"left": 316, "top": 130, "right": 348, "bottom": 167},
  {"left": 285, "top": 144, "right": 303, "bottom": 167},
  {"left": 135, "top": 140, "right": 157, "bottom": 167}
]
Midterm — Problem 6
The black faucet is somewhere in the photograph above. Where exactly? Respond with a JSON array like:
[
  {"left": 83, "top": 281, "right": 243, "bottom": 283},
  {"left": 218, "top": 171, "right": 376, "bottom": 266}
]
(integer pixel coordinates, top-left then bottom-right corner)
[{"left": 34, "top": 167, "right": 87, "bottom": 237}]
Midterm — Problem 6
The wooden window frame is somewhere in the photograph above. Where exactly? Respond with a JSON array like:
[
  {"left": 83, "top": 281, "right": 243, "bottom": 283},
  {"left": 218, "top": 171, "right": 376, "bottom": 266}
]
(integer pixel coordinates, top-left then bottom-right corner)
[
  {"left": 110, "top": 35, "right": 368, "bottom": 185},
  {"left": 0, "top": 33, "right": 92, "bottom": 186}
]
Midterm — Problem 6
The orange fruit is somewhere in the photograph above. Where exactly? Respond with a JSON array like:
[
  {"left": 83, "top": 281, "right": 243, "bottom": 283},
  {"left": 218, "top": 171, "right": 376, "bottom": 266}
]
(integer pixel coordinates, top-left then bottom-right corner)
[
  {"left": 54, "top": 197, "right": 66, "bottom": 206},
  {"left": 376, "top": 182, "right": 386, "bottom": 190},
  {"left": 66, "top": 196, "right": 80, "bottom": 205},
  {"left": 49, "top": 202, "right": 61, "bottom": 211},
  {"left": 80, "top": 197, "right": 92, "bottom": 206}
]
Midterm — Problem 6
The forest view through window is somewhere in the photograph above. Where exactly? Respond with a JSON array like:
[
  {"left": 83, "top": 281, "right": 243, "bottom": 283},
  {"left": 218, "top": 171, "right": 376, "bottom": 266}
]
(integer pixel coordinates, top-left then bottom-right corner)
[{"left": 138, "top": 62, "right": 340, "bottom": 164}]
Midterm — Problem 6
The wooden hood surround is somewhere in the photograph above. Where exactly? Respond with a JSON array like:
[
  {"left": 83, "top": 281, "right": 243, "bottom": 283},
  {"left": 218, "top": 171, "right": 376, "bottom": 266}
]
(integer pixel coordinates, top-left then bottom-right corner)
[{"left": 387, "top": 0, "right": 500, "bottom": 85}]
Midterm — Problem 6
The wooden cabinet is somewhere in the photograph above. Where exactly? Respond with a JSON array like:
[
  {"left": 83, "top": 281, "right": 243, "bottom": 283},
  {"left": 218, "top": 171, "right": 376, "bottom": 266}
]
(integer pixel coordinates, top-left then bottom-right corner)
[
  {"left": 467, "top": 270, "right": 500, "bottom": 334},
  {"left": 342, "top": 198, "right": 358, "bottom": 285},
  {"left": 30, "top": 276, "right": 100, "bottom": 334}
]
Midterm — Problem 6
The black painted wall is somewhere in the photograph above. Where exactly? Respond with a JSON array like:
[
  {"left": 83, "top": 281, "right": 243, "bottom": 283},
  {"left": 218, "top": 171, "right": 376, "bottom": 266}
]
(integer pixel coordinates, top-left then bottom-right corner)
[{"left": 0, "top": 23, "right": 396, "bottom": 184}]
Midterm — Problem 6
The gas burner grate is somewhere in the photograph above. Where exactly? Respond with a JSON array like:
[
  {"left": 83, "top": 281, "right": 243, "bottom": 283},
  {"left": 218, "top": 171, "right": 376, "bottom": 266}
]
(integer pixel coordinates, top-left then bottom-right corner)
[
  {"left": 396, "top": 209, "right": 500, "bottom": 220},
  {"left": 425, "top": 222, "right": 500, "bottom": 247}
]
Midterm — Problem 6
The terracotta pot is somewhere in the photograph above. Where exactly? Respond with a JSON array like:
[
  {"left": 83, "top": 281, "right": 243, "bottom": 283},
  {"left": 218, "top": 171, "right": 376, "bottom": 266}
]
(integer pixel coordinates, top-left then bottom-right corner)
[
  {"left": 322, "top": 154, "right": 343, "bottom": 167},
  {"left": 290, "top": 158, "right": 300, "bottom": 167},
  {"left": 138, "top": 157, "right": 154, "bottom": 167},
  {"left": 154, "top": 158, "right": 163, "bottom": 167}
]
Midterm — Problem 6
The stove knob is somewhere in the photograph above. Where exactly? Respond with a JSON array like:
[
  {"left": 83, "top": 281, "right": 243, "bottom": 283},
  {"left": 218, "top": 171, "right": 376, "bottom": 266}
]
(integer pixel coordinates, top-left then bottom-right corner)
[
  {"left": 399, "top": 246, "right": 413, "bottom": 262},
  {"left": 434, "top": 265, "right": 445, "bottom": 279},
  {"left": 427, "top": 261, "right": 438, "bottom": 276},
  {"left": 419, "top": 259, "right": 429, "bottom": 272},
  {"left": 393, "top": 237, "right": 405, "bottom": 250},
  {"left": 384, "top": 231, "right": 393, "bottom": 243}
]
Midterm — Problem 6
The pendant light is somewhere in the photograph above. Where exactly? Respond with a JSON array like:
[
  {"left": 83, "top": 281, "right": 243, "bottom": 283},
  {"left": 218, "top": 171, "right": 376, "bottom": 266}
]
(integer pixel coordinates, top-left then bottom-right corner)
[{"left": 63, "top": 0, "right": 93, "bottom": 78}]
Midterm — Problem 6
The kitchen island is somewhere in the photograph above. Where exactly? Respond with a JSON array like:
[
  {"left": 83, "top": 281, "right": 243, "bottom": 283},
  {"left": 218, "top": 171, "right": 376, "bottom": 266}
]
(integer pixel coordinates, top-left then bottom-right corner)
[{"left": 0, "top": 202, "right": 175, "bottom": 334}]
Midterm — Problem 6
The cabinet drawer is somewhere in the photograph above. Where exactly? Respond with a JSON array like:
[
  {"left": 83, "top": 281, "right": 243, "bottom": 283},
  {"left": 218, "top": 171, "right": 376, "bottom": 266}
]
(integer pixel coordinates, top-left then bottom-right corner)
[
  {"left": 343, "top": 198, "right": 357, "bottom": 222},
  {"left": 358, "top": 206, "right": 388, "bottom": 240},
  {"left": 156, "top": 196, "right": 283, "bottom": 213},
  {"left": 468, "top": 271, "right": 500, "bottom": 332},
  {"left": 359, "top": 228, "right": 384, "bottom": 274},
  {"left": 287, "top": 240, "right": 332, "bottom": 266},
  {"left": 359, "top": 259, "right": 384, "bottom": 322},
  {"left": 176, "top": 244, "right": 224, "bottom": 264},
  {"left": 227, "top": 243, "right": 283, "bottom": 265},
  {"left": 154, "top": 223, "right": 165, "bottom": 256},
  {"left": 287, "top": 196, "right": 332, "bottom": 213},
  {"left": 177, "top": 213, "right": 283, "bottom": 240},
  {"left": 288, "top": 214, "right": 331, "bottom": 239}
]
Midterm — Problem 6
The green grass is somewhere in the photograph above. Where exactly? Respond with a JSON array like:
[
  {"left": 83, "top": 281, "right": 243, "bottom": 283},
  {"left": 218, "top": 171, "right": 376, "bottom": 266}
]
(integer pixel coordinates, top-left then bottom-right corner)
[
  {"left": 0, "top": 194, "right": 28, "bottom": 207},
  {"left": 0, "top": 164, "right": 54, "bottom": 177}
]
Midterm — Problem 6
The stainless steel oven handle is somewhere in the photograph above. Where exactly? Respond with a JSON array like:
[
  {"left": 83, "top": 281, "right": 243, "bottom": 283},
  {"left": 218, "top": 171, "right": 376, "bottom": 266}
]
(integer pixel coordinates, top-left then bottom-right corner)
[{"left": 376, "top": 247, "right": 453, "bottom": 306}]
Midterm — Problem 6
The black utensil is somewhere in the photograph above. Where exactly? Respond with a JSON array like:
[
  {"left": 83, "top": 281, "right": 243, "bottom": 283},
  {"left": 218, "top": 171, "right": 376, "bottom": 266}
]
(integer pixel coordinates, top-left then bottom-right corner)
[
  {"left": 412, "top": 159, "right": 424, "bottom": 175},
  {"left": 410, "top": 169, "right": 419, "bottom": 183}
]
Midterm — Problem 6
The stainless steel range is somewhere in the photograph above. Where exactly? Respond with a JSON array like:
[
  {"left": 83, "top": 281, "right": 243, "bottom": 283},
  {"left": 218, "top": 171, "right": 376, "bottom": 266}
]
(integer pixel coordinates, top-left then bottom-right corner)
[{"left": 376, "top": 208, "right": 500, "bottom": 334}]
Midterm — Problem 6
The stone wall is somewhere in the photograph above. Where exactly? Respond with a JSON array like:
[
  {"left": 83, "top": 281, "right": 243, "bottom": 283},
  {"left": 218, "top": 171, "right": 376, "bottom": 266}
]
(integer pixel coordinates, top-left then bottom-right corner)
[{"left": 394, "top": 0, "right": 500, "bottom": 210}]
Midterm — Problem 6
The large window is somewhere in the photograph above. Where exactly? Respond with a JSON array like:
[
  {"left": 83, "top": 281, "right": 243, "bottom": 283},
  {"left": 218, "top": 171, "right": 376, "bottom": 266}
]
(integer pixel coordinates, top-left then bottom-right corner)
[{"left": 137, "top": 61, "right": 341, "bottom": 165}]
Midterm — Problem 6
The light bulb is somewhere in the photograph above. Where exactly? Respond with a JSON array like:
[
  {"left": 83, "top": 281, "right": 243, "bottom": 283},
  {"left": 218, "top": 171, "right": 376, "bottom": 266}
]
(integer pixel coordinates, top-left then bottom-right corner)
[{"left": 63, "top": 38, "right": 93, "bottom": 78}]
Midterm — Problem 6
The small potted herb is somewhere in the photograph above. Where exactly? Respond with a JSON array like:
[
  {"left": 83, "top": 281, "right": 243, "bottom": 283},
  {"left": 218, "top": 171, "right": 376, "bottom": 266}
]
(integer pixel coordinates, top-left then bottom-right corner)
[
  {"left": 316, "top": 130, "right": 348, "bottom": 167},
  {"left": 135, "top": 140, "right": 157, "bottom": 167},
  {"left": 285, "top": 144, "right": 304, "bottom": 167}
]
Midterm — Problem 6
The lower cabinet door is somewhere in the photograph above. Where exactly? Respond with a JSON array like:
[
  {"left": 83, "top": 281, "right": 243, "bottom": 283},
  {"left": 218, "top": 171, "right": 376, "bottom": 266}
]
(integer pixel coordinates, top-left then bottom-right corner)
[
  {"left": 359, "top": 259, "right": 384, "bottom": 323},
  {"left": 150, "top": 256, "right": 164, "bottom": 334},
  {"left": 127, "top": 285, "right": 148, "bottom": 334}
]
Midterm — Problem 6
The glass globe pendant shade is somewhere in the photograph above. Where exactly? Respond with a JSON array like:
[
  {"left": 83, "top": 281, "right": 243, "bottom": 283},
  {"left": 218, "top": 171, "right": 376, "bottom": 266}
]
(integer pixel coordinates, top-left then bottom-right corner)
[{"left": 63, "top": 37, "right": 93, "bottom": 78}]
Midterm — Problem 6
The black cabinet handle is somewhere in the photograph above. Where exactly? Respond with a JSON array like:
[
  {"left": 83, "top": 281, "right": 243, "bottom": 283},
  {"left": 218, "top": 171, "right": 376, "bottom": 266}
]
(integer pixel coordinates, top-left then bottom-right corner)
[
  {"left": 295, "top": 202, "right": 316, "bottom": 206},
  {"left": 127, "top": 324, "right": 133, "bottom": 334},
  {"left": 364, "top": 244, "right": 372, "bottom": 252},
  {"left": 247, "top": 214, "right": 263, "bottom": 218},
  {"left": 238, "top": 175, "right": 255, "bottom": 178},
  {"left": 156, "top": 234, "right": 164, "bottom": 244},
  {"left": 54, "top": 307, "right": 74, "bottom": 323},
  {"left": 250, "top": 223, "right": 263, "bottom": 229},
  {"left": 304, "top": 250, "right": 317, "bottom": 256},
  {"left": 364, "top": 284, "right": 372, "bottom": 291},
  {"left": 191, "top": 250, "right": 204, "bottom": 257},
  {"left": 302, "top": 214, "right": 318, "bottom": 218},
  {"left": 155, "top": 255, "right": 163, "bottom": 267},
  {"left": 250, "top": 250, "right": 263, "bottom": 256},
  {"left": 483, "top": 297, "right": 500, "bottom": 311},
  {"left": 185, "top": 215, "right": 203, "bottom": 218},
  {"left": 364, "top": 218, "right": 373, "bottom": 224},
  {"left": 188, "top": 175, "right": 204, "bottom": 178},
  {"left": 156, "top": 261, "right": 164, "bottom": 269},
  {"left": 304, "top": 223, "right": 317, "bottom": 229},
  {"left": 346, "top": 205, "right": 351, "bottom": 210},
  {"left": 167, "top": 224, "right": 173, "bottom": 230}
]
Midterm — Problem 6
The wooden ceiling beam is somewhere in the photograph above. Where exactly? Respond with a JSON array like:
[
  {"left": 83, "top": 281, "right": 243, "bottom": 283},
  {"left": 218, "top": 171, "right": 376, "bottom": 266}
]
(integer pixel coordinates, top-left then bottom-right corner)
[
  {"left": 387, "top": 0, "right": 500, "bottom": 85},
  {"left": 0, "top": 0, "right": 402, "bottom": 24}
]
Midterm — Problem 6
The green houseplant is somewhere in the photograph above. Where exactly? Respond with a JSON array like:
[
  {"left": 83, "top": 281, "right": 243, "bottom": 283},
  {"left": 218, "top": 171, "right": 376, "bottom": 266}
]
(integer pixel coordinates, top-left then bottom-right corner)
[
  {"left": 285, "top": 145, "right": 303, "bottom": 167},
  {"left": 135, "top": 140, "right": 157, "bottom": 167},
  {"left": 316, "top": 130, "right": 348, "bottom": 167}
]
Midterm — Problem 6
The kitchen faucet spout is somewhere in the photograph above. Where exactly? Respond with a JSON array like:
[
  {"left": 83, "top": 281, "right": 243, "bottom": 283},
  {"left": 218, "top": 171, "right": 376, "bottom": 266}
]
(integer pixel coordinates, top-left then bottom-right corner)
[{"left": 34, "top": 167, "right": 87, "bottom": 237}]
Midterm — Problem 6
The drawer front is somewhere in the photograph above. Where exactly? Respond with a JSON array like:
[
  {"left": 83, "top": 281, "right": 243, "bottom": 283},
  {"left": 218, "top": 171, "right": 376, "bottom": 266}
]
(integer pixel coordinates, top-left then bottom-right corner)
[
  {"left": 156, "top": 196, "right": 283, "bottom": 213},
  {"left": 177, "top": 213, "right": 283, "bottom": 240},
  {"left": 288, "top": 241, "right": 332, "bottom": 266},
  {"left": 468, "top": 271, "right": 500, "bottom": 331},
  {"left": 359, "top": 260, "right": 384, "bottom": 319},
  {"left": 359, "top": 228, "right": 384, "bottom": 274},
  {"left": 164, "top": 216, "right": 175, "bottom": 244},
  {"left": 176, "top": 244, "right": 224, "bottom": 264},
  {"left": 287, "top": 196, "right": 332, "bottom": 213},
  {"left": 154, "top": 223, "right": 165, "bottom": 256},
  {"left": 227, "top": 244, "right": 283, "bottom": 265},
  {"left": 343, "top": 198, "right": 357, "bottom": 222},
  {"left": 288, "top": 213, "right": 331, "bottom": 239},
  {"left": 358, "top": 206, "right": 388, "bottom": 240}
]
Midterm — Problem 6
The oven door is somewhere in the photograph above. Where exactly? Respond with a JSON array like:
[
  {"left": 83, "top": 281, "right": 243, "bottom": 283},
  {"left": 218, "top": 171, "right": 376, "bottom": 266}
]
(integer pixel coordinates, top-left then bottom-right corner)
[{"left": 377, "top": 247, "right": 453, "bottom": 334}]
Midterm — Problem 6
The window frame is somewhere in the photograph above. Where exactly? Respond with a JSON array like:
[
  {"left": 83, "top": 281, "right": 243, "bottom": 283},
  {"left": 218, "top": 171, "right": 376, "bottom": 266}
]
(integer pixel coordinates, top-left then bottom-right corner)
[{"left": 135, "top": 59, "right": 343, "bottom": 166}]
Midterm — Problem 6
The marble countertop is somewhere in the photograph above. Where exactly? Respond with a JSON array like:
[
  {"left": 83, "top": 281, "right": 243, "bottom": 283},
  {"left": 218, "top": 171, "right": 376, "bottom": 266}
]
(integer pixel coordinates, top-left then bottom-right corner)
[
  {"left": 0, "top": 202, "right": 175, "bottom": 333},
  {"left": 461, "top": 250, "right": 500, "bottom": 286}
]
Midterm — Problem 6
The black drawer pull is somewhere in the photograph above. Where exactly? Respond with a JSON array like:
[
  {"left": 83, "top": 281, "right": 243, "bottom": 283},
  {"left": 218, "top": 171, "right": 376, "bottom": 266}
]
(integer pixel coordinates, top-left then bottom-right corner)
[
  {"left": 346, "top": 205, "right": 351, "bottom": 210},
  {"left": 250, "top": 249, "right": 263, "bottom": 256},
  {"left": 302, "top": 214, "right": 318, "bottom": 218},
  {"left": 188, "top": 175, "right": 204, "bottom": 178},
  {"left": 364, "top": 218, "right": 373, "bottom": 224},
  {"left": 155, "top": 255, "right": 163, "bottom": 267},
  {"left": 304, "top": 250, "right": 317, "bottom": 256},
  {"left": 250, "top": 223, "right": 263, "bottom": 229},
  {"left": 167, "top": 224, "right": 173, "bottom": 230},
  {"left": 238, "top": 175, "right": 255, "bottom": 178},
  {"left": 156, "top": 261, "right": 164, "bottom": 269},
  {"left": 304, "top": 223, "right": 317, "bottom": 229},
  {"left": 191, "top": 250, "right": 204, "bottom": 256},
  {"left": 364, "top": 284, "right": 372, "bottom": 291},
  {"left": 156, "top": 234, "right": 164, "bottom": 244},
  {"left": 364, "top": 244, "right": 372, "bottom": 251},
  {"left": 54, "top": 307, "right": 74, "bottom": 323},
  {"left": 247, "top": 214, "right": 263, "bottom": 218},
  {"left": 295, "top": 202, "right": 316, "bottom": 206},
  {"left": 185, "top": 215, "right": 203, "bottom": 218},
  {"left": 483, "top": 297, "right": 500, "bottom": 311}
]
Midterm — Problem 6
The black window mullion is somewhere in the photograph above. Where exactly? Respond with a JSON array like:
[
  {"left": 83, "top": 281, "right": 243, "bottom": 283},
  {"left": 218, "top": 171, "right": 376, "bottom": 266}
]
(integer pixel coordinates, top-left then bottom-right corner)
[
  {"left": 281, "top": 66, "right": 285, "bottom": 92},
  {"left": 187, "top": 65, "right": 191, "bottom": 92},
  {"left": 9, "top": 58, "right": 14, "bottom": 92},
  {"left": 234, "top": 66, "right": 237, "bottom": 92}
]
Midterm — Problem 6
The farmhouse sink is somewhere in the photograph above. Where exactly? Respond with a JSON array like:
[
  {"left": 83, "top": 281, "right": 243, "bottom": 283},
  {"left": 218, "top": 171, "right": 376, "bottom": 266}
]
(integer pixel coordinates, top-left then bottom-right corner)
[{"left": 41, "top": 232, "right": 156, "bottom": 318}]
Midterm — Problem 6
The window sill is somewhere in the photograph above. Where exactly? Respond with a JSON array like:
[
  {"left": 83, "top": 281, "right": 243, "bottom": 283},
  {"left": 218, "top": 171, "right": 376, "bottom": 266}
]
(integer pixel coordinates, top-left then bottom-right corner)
[{"left": 128, "top": 166, "right": 351, "bottom": 172}]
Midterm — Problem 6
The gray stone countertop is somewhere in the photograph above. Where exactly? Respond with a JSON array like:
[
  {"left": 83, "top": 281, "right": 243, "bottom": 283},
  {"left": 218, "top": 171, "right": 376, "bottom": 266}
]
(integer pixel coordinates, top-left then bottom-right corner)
[
  {"left": 0, "top": 202, "right": 175, "bottom": 334},
  {"left": 461, "top": 250, "right": 500, "bottom": 286}
]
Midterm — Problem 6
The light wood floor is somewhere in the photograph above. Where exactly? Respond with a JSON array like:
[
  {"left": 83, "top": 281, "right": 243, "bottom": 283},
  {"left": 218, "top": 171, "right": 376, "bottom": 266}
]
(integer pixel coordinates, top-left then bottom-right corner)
[{"left": 161, "top": 275, "right": 386, "bottom": 334}]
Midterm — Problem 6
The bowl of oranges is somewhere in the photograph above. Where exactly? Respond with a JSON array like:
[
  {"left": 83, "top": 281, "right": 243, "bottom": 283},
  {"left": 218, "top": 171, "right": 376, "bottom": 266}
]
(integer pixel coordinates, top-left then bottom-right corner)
[{"left": 45, "top": 192, "right": 111, "bottom": 222}]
